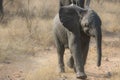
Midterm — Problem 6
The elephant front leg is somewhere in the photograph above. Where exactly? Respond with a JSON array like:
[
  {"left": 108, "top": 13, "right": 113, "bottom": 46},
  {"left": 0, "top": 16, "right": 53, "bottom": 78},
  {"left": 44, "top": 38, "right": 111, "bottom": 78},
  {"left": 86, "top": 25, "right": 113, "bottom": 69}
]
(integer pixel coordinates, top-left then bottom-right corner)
[
  {"left": 82, "top": 38, "right": 90, "bottom": 66},
  {"left": 67, "top": 37, "right": 90, "bottom": 68},
  {"left": 69, "top": 36, "right": 87, "bottom": 79},
  {"left": 70, "top": 45, "right": 87, "bottom": 79}
]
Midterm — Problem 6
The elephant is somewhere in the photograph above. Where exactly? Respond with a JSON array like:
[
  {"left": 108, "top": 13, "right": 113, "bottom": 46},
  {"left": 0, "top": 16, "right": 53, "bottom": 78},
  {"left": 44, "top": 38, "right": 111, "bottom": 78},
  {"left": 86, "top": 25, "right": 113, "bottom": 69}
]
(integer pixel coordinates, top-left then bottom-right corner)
[
  {"left": 59, "top": 0, "right": 91, "bottom": 69},
  {"left": 53, "top": 2, "right": 102, "bottom": 80}
]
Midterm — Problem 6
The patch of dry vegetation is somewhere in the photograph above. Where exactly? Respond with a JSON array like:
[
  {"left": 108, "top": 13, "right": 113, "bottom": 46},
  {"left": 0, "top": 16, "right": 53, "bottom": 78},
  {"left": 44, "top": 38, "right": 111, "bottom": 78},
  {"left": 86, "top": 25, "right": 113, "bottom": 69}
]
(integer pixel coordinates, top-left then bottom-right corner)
[
  {"left": 0, "top": 0, "right": 58, "bottom": 61},
  {"left": 25, "top": 50, "right": 74, "bottom": 80},
  {"left": 91, "top": 1, "right": 120, "bottom": 32},
  {"left": 26, "top": 65, "right": 58, "bottom": 80},
  {"left": 111, "top": 68, "right": 120, "bottom": 80}
]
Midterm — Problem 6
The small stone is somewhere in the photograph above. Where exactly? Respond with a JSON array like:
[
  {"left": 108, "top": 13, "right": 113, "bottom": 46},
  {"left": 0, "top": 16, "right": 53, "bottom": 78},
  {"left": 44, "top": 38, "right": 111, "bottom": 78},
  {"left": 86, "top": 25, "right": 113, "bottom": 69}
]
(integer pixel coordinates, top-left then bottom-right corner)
[
  {"left": 107, "top": 72, "right": 112, "bottom": 77},
  {"left": 3, "top": 60, "right": 11, "bottom": 64},
  {"left": 104, "top": 72, "right": 112, "bottom": 78},
  {"left": 104, "top": 57, "right": 109, "bottom": 61},
  {"left": 19, "top": 70, "right": 23, "bottom": 73}
]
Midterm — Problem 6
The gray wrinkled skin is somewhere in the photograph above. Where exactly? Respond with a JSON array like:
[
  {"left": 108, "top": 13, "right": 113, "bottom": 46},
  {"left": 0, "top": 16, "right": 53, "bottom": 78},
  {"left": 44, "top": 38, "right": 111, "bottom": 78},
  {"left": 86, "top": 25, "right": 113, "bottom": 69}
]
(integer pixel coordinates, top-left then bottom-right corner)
[
  {"left": 53, "top": 13, "right": 90, "bottom": 79},
  {"left": 53, "top": 4, "right": 102, "bottom": 79}
]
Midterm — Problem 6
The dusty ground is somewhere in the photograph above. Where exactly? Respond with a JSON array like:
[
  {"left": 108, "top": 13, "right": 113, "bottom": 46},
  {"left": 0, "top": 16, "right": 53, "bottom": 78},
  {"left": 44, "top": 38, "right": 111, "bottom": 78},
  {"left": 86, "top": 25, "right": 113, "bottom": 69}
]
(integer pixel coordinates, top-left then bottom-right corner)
[{"left": 0, "top": 33, "right": 120, "bottom": 80}]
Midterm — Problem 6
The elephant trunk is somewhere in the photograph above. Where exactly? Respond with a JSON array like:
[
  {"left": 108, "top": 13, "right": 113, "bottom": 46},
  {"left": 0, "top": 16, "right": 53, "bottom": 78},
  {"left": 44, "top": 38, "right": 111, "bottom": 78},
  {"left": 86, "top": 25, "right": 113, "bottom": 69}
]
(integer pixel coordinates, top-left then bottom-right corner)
[{"left": 94, "top": 26, "right": 102, "bottom": 67}]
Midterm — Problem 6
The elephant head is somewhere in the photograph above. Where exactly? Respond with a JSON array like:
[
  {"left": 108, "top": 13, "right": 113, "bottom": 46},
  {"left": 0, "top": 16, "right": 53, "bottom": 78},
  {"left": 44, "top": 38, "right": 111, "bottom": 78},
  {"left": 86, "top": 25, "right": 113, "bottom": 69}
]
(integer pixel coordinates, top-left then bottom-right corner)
[
  {"left": 81, "top": 9, "right": 102, "bottom": 67},
  {"left": 59, "top": 4, "right": 102, "bottom": 67}
]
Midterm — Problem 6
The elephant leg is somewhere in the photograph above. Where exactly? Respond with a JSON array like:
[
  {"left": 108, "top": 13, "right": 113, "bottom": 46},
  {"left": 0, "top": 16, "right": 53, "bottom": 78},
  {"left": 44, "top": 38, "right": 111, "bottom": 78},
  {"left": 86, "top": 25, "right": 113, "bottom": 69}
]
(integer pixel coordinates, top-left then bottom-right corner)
[
  {"left": 55, "top": 37, "right": 65, "bottom": 73},
  {"left": 57, "top": 47, "right": 65, "bottom": 73},
  {"left": 82, "top": 39, "right": 90, "bottom": 66},
  {"left": 67, "top": 55, "right": 74, "bottom": 68},
  {"left": 70, "top": 46, "right": 87, "bottom": 79},
  {"left": 68, "top": 34, "right": 87, "bottom": 79},
  {"left": 67, "top": 56, "right": 76, "bottom": 72},
  {"left": 67, "top": 37, "right": 90, "bottom": 72},
  {"left": 67, "top": 43, "right": 89, "bottom": 71}
]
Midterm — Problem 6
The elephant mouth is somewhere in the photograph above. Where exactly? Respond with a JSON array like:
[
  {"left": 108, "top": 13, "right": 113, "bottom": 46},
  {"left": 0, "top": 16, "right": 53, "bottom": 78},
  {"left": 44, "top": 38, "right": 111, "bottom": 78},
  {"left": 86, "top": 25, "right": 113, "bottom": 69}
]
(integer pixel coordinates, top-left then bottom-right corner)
[{"left": 83, "top": 28, "right": 95, "bottom": 37}]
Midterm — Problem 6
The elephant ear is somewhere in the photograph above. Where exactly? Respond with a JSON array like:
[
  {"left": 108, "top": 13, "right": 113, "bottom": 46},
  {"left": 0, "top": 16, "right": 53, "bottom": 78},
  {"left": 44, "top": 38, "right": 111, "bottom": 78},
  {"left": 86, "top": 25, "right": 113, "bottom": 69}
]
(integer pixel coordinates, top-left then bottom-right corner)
[
  {"left": 85, "top": 0, "right": 91, "bottom": 8},
  {"left": 59, "top": 6, "right": 80, "bottom": 31}
]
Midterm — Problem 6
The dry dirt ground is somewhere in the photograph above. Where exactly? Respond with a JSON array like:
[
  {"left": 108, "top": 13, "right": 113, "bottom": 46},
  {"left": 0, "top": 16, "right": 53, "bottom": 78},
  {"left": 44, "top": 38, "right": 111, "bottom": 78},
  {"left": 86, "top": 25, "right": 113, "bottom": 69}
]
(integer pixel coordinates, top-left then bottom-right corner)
[{"left": 0, "top": 33, "right": 120, "bottom": 80}]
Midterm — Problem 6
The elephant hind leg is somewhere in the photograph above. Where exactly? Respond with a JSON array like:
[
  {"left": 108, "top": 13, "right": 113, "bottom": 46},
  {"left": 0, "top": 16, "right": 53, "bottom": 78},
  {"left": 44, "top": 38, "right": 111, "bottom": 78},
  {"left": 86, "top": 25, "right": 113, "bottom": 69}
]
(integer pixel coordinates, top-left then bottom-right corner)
[
  {"left": 67, "top": 56, "right": 76, "bottom": 73},
  {"left": 57, "top": 46, "right": 65, "bottom": 73},
  {"left": 55, "top": 37, "right": 65, "bottom": 73},
  {"left": 67, "top": 56, "right": 74, "bottom": 68}
]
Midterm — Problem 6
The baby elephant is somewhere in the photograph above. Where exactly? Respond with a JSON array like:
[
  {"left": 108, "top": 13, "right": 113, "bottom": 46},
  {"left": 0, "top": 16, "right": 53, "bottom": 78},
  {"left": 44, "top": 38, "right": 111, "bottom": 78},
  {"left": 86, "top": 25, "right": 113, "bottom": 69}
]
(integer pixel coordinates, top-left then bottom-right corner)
[{"left": 53, "top": 4, "right": 102, "bottom": 79}]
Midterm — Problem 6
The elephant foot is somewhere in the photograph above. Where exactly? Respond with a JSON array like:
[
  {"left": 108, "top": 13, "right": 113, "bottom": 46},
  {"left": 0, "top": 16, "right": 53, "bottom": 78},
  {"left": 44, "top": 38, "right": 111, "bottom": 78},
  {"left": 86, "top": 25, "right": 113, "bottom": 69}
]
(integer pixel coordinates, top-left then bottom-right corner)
[
  {"left": 59, "top": 70, "right": 65, "bottom": 73},
  {"left": 73, "top": 66, "right": 76, "bottom": 72},
  {"left": 59, "top": 67, "right": 65, "bottom": 73},
  {"left": 76, "top": 72, "right": 87, "bottom": 79}
]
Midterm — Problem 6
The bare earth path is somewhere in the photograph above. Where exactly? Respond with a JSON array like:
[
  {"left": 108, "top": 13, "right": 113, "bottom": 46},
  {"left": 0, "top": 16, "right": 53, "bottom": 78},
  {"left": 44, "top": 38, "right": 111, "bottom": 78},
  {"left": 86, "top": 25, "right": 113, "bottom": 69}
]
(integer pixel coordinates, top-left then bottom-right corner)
[{"left": 0, "top": 34, "right": 120, "bottom": 80}]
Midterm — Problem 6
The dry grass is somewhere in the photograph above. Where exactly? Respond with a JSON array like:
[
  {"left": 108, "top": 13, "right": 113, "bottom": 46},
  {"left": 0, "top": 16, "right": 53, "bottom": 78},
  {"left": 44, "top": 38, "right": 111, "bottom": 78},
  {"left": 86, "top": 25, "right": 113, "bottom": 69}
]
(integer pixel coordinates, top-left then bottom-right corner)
[
  {"left": 25, "top": 64, "right": 74, "bottom": 80},
  {"left": 26, "top": 65, "right": 58, "bottom": 80},
  {"left": 0, "top": 17, "right": 54, "bottom": 61},
  {"left": 0, "top": 0, "right": 58, "bottom": 61},
  {"left": 111, "top": 68, "right": 120, "bottom": 80},
  {"left": 91, "top": 1, "right": 120, "bottom": 32},
  {"left": 25, "top": 50, "right": 74, "bottom": 80}
]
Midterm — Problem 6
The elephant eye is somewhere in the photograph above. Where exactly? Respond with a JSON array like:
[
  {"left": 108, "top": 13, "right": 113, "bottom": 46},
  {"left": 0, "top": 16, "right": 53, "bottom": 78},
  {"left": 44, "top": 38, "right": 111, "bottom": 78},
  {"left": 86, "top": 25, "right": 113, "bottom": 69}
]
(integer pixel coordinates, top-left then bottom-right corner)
[
  {"left": 88, "top": 25, "right": 90, "bottom": 28},
  {"left": 85, "top": 23, "right": 89, "bottom": 27}
]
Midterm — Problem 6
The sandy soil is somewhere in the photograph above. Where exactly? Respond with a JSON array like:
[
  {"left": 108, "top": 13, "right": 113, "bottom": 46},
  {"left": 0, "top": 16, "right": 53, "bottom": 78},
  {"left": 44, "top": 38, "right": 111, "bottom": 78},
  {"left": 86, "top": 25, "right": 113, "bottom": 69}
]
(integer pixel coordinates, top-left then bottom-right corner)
[{"left": 0, "top": 34, "right": 120, "bottom": 80}]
